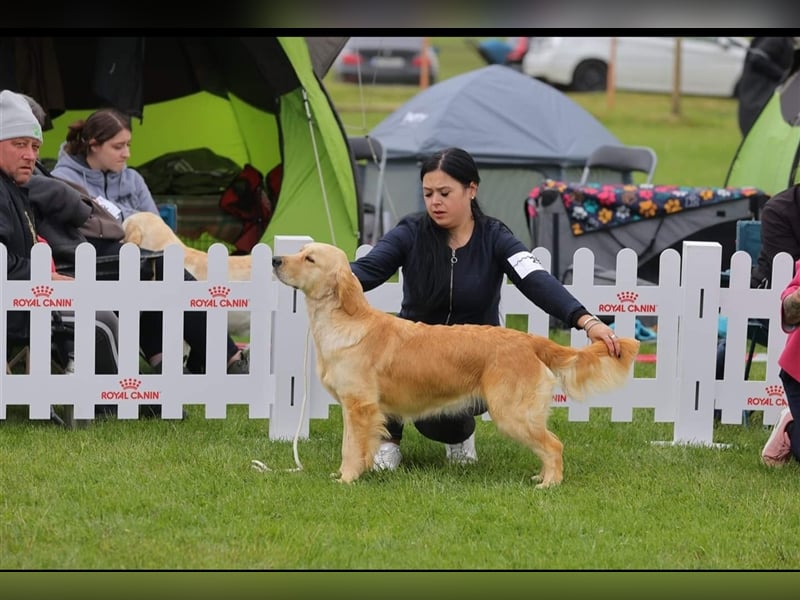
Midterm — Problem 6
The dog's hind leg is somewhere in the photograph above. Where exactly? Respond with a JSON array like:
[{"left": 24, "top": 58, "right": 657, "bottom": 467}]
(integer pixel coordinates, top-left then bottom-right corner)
[
  {"left": 337, "top": 397, "right": 385, "bottom": 483},
  {"left": 487, "top": 379, "right": 564, "bottom": 489}
]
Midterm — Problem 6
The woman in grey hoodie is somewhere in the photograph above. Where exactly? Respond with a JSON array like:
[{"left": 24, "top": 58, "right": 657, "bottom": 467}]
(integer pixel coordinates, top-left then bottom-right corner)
[{"left": 51, "top": 108, "right": 160, "bottom": 222}]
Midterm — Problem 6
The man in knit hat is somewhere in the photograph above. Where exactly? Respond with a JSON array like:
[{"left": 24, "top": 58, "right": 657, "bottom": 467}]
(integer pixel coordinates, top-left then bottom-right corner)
[{"left": 0, "top": 90, "right": 72, "bottom": 342}]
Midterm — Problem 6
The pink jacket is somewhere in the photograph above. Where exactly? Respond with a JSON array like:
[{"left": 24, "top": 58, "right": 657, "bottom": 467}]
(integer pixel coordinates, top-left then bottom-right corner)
[{"left": 780, "top": 259, "right": 800, "bottom": 381}]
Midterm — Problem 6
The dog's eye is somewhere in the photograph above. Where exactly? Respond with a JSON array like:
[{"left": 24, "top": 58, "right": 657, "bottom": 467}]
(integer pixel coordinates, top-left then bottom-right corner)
[{"left": 305, "top": 255, "right": 315, "bottom": 264}]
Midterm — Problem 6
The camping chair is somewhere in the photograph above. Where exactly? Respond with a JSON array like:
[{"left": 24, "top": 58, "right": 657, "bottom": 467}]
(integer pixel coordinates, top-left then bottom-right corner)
[
  {"left": 732, "top": 220, "right": 767, "bottom": 381},
  {"left": 6, "top": 312, "right": 120, "bottom": 428},
  {"left": 158, "top": 203, "right": 178, "bottom": 232},
  {"left": 579, "top": 144, "right": 658, "bottom": 185},
  {"left": 348, "top": 136, "right": 388, "bottom": 244}
]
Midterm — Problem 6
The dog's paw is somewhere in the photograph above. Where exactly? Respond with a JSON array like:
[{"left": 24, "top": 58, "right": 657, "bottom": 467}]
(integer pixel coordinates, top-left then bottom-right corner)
[{"left": 531, "top": 473, "right": 562, "bottom": 489}]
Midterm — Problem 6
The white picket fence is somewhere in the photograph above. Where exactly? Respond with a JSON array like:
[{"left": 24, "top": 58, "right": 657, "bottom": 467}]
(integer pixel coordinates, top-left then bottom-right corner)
[{"left": 0, "top": 236, "right": 794, "bottom": 447}]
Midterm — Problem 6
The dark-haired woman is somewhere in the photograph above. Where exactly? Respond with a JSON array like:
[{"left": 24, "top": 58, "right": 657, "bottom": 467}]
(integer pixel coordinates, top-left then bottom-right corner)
[
  {"left": 351, "top": 147, "right": 620, "bottom": 470},
  {"left": 51, "top": 108, "right": 159, "bottom": 221}
]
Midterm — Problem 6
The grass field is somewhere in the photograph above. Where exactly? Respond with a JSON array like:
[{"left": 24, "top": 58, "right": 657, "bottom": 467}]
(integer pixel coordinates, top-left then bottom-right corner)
[{"left": 1, "top": 37, "right": 791, "bottom": 573}]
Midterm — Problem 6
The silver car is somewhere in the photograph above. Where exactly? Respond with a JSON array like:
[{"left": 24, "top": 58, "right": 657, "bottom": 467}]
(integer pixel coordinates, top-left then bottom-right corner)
[{"left": 333, "top": 37, "right": 439, "bottom": 85}]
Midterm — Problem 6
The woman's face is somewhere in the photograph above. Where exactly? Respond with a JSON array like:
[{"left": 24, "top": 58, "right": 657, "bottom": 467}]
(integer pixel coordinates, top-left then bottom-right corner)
[
  {"left": 87, "top": 128, "right": 131, "bottom": 172},
  {"left": 422, "top": 168, "right": 476, "bottom": 230}
]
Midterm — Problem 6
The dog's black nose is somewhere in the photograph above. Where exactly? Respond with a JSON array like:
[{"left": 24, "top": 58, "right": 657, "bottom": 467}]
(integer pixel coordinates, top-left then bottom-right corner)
[{"left": 272, "top": 256, "right": 283, "bottom": 267}]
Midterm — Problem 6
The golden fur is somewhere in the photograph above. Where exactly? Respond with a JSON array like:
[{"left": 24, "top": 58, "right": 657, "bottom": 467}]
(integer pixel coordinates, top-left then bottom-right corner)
[
  {"left": 272, "top": 242, "right": 640, "bottom": 488},
  {"left": 123, "top": 211, "right": 253, "bottom": 337}
]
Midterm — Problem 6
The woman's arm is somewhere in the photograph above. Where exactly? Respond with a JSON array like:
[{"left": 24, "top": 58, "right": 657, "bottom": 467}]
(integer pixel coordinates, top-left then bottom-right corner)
[
  {"left": 350, "top": 220, "right": 413, "bottom": 291},
  {"left": 494, "top": 223, "right": 620, "bottom": 356},
  {"left": 130, "top": 169, "right": 160, "bottom": 215},
  {"left": 784, "top": 289, "right": 800, "bottom": 327}
]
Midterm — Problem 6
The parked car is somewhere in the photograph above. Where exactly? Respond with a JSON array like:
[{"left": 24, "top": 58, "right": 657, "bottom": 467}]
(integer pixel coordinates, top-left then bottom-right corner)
[
  {"left": 521, "top": 36, "right": 748, "bottom": 97},
  {"left": 333, "top": 37, "right": 438, "bottom": 85}
]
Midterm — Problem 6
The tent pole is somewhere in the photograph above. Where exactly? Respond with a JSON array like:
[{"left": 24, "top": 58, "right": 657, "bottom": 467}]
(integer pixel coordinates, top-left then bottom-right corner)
[{"left": 302, "top": 88, "right": 337, "bottom": 246}]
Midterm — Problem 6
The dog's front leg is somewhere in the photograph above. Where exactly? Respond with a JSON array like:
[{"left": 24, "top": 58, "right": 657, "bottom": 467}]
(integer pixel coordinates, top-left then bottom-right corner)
[{"left": 337, "top": 397, "right": 384, "bottom": 483}]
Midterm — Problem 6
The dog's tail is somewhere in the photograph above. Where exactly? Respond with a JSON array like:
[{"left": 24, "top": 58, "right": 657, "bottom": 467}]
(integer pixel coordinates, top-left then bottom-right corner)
[{"left": 536, "top": 337, "right": 639, "bottom": 401}]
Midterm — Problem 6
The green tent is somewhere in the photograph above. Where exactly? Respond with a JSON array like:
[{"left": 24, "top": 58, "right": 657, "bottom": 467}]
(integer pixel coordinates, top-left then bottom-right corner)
[
  {"left": 725, "top": 64, "right": 800, "bottom": 196},
  {"left": 3, "top": 36, "right": 360, "bottom": 256}
]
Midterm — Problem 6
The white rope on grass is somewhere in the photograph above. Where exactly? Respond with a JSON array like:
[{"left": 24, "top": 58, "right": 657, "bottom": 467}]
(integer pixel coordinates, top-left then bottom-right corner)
[{"left": 250, "top": 327, "right": 311, "bottom": 474}]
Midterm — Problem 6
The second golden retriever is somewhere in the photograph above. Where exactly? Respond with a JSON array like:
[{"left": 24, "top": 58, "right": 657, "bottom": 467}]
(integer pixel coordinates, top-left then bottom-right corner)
[
  {"left": 272, "top": 242, "right": 639, "bottom": 488},
  {"left": 123, "top": 211, "right": 253, "bottom": 338}
]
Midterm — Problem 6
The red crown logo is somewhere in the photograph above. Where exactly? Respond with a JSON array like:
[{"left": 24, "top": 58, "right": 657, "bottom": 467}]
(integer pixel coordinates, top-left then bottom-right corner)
[
  {"left": 120, "top": 378, "right": 142, "bottom": 390},
  {"left": 209, "top": 285, "right": 230, "bottom": 298},
  {"left": 766, "top": 385, "right": 784, "bottom": 397},
  {"left": 32, "top": 285, "right": 54, "bottom": 297},
  {"left": 617, "top": 291, "right": 639, "bottom": 303}
]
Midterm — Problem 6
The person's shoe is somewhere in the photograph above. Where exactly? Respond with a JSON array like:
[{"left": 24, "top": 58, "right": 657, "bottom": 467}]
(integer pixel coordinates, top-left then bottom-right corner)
[
  {"left": 227, "top": 348, "right": 250, "bottom": 374},
  {"left": 446, "top": 432, "right": 478, "bottom": 465},
  {"left": 762, "top": 408, "right": 794, "bottom": 467},
  {"left": 373, "top": 442, "right": 402, "bottom": 471}
]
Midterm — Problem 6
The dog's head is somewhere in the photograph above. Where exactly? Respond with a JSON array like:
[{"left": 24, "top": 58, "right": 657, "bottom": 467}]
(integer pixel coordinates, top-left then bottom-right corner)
[
  {"left": 123, "top": 211, "right": 183, "bottom": 251},
  {"left": 272, "top": 242, "right": 364, "bottom": 315}
]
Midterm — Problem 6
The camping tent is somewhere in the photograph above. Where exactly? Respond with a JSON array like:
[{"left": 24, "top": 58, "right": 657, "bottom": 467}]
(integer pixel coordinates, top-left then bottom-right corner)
[
  {"left": 725, "top": 51, "right": 800, "bottom": 195},
  {"left": 362, "top": 64, "right": 621, "bottom": 245},
  {"left": 0, "top": 36, "right": 361, "bottom": 255}
]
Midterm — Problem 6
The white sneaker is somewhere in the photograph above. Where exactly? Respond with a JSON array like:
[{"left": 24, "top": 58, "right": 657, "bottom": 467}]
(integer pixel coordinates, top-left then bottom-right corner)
[
  {"left": 373, "top": 442, "right": 402, "bottom": 471},
  {"left": 446, "top": 432, "right": 478, "bottom": 464},
  {"left": 64, "top": 358, "right": 75, "bottom": 374}
]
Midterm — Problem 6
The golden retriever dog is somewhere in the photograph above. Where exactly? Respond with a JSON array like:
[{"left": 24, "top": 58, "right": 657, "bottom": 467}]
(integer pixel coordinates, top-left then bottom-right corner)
[
  {"left": 123, "top": 211, "right": 253, "bottom": 337},
  {"left": 272, "top": 242, "right": 640, "bottom": 488}
]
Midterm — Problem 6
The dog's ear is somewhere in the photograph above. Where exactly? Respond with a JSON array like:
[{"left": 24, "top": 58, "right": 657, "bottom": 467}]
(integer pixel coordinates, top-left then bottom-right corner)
[
  {"left": 336, "top": 266, "right": 363, "bottom": 316},
  {"left": 124, "top": 221, "right": 143, "bottom": 246}
]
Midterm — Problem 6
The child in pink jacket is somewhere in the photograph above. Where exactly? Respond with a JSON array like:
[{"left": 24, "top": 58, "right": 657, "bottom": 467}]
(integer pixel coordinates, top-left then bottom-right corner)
[{"left": 762, "top": 258, "right": 800, "bottom": 466}]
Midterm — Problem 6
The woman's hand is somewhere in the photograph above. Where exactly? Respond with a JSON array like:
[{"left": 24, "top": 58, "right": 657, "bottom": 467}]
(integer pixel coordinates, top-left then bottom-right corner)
[{"left": 581, "top": 315, "right": 621, "bottom": 358}]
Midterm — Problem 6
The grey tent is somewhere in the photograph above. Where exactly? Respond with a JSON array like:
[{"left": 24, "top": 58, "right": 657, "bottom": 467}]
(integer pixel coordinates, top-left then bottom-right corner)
[{"left": 361, "top": 64, "right": 621, "bottom": 244}]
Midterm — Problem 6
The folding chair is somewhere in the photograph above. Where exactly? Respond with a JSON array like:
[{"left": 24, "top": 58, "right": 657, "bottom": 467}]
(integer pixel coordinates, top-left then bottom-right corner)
[
  {"left": 579, "top": 144, "right": 658, "bottom": 185},
  {"left": 734, "top": 220, "right": 767, "bottom": 380},
  {"left": 348, "top": 136, "right": 388, "bottom": 244},
  {"left": 5, "top": 312, "right": 120, "bottom": 428}
]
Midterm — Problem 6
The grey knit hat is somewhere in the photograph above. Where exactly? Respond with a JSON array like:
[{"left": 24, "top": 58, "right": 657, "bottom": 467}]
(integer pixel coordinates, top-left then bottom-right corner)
[{"left": 0, "top": 90, "right": 43, "bottom": 142}]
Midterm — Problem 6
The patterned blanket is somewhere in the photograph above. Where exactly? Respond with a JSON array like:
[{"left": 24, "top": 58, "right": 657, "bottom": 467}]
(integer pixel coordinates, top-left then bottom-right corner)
[{"left": 527, "top": 180, "right": 769, "bottom": 237}]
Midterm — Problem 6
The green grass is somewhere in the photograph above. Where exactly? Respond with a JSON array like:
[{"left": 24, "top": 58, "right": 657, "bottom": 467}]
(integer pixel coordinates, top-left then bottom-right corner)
[
  {"left": 0, "top": 400, "right": 793, "bottom": 570},
  {"left": 0, "top": 38, "right": 784, "bottom": 571}
]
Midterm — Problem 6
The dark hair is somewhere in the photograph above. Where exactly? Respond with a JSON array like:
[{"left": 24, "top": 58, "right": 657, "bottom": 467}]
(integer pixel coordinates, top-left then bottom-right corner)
[
  {"left": 63, "top": 108, "right": 131, "bottom": 157},
  {"left": 407, "top": 148, "right": 486, "bottom": 312}
]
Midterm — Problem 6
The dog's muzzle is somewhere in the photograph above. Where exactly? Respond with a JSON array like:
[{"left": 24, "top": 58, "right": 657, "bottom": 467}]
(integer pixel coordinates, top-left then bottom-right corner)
[{"left": 272, "top": 256, "right": 283, "bottom": 268}]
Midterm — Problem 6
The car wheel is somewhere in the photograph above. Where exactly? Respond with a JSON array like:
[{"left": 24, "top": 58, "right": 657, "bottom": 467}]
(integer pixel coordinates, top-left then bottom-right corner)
[{"left": 572, "top": 60, "right": 607, "bottom": 92}]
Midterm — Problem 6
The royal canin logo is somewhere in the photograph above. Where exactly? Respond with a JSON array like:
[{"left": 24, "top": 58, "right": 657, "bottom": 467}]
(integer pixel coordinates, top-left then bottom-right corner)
[
  {"left": 120, "top": 378, "right": 142, "bottom": 390},
  {"left": 209, "top": 285, "right": 231, "bottom": 298},
  {"left": 32, "top": 285, "right": 54, "bottom": 297},
  {"left": 746, "top": 384, "right": 787, "bottom": 407},
  {"left": 597, "top": 290, "right": 656, "bottom": 314},
  {"left": 188, "top": 285, "right": 248, "bottom": 308},
  {"left": 766, "top": 385, "right": 784, "bottom": 398}
]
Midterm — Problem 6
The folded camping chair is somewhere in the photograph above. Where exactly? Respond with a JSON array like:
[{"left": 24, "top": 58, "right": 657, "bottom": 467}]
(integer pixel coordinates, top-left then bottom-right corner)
[
  {"left": 579, "top": 144, "right": 658, "bottom": 185},
  {"left": 348, "top": 136, "right": 388, "bottom": 244}
]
